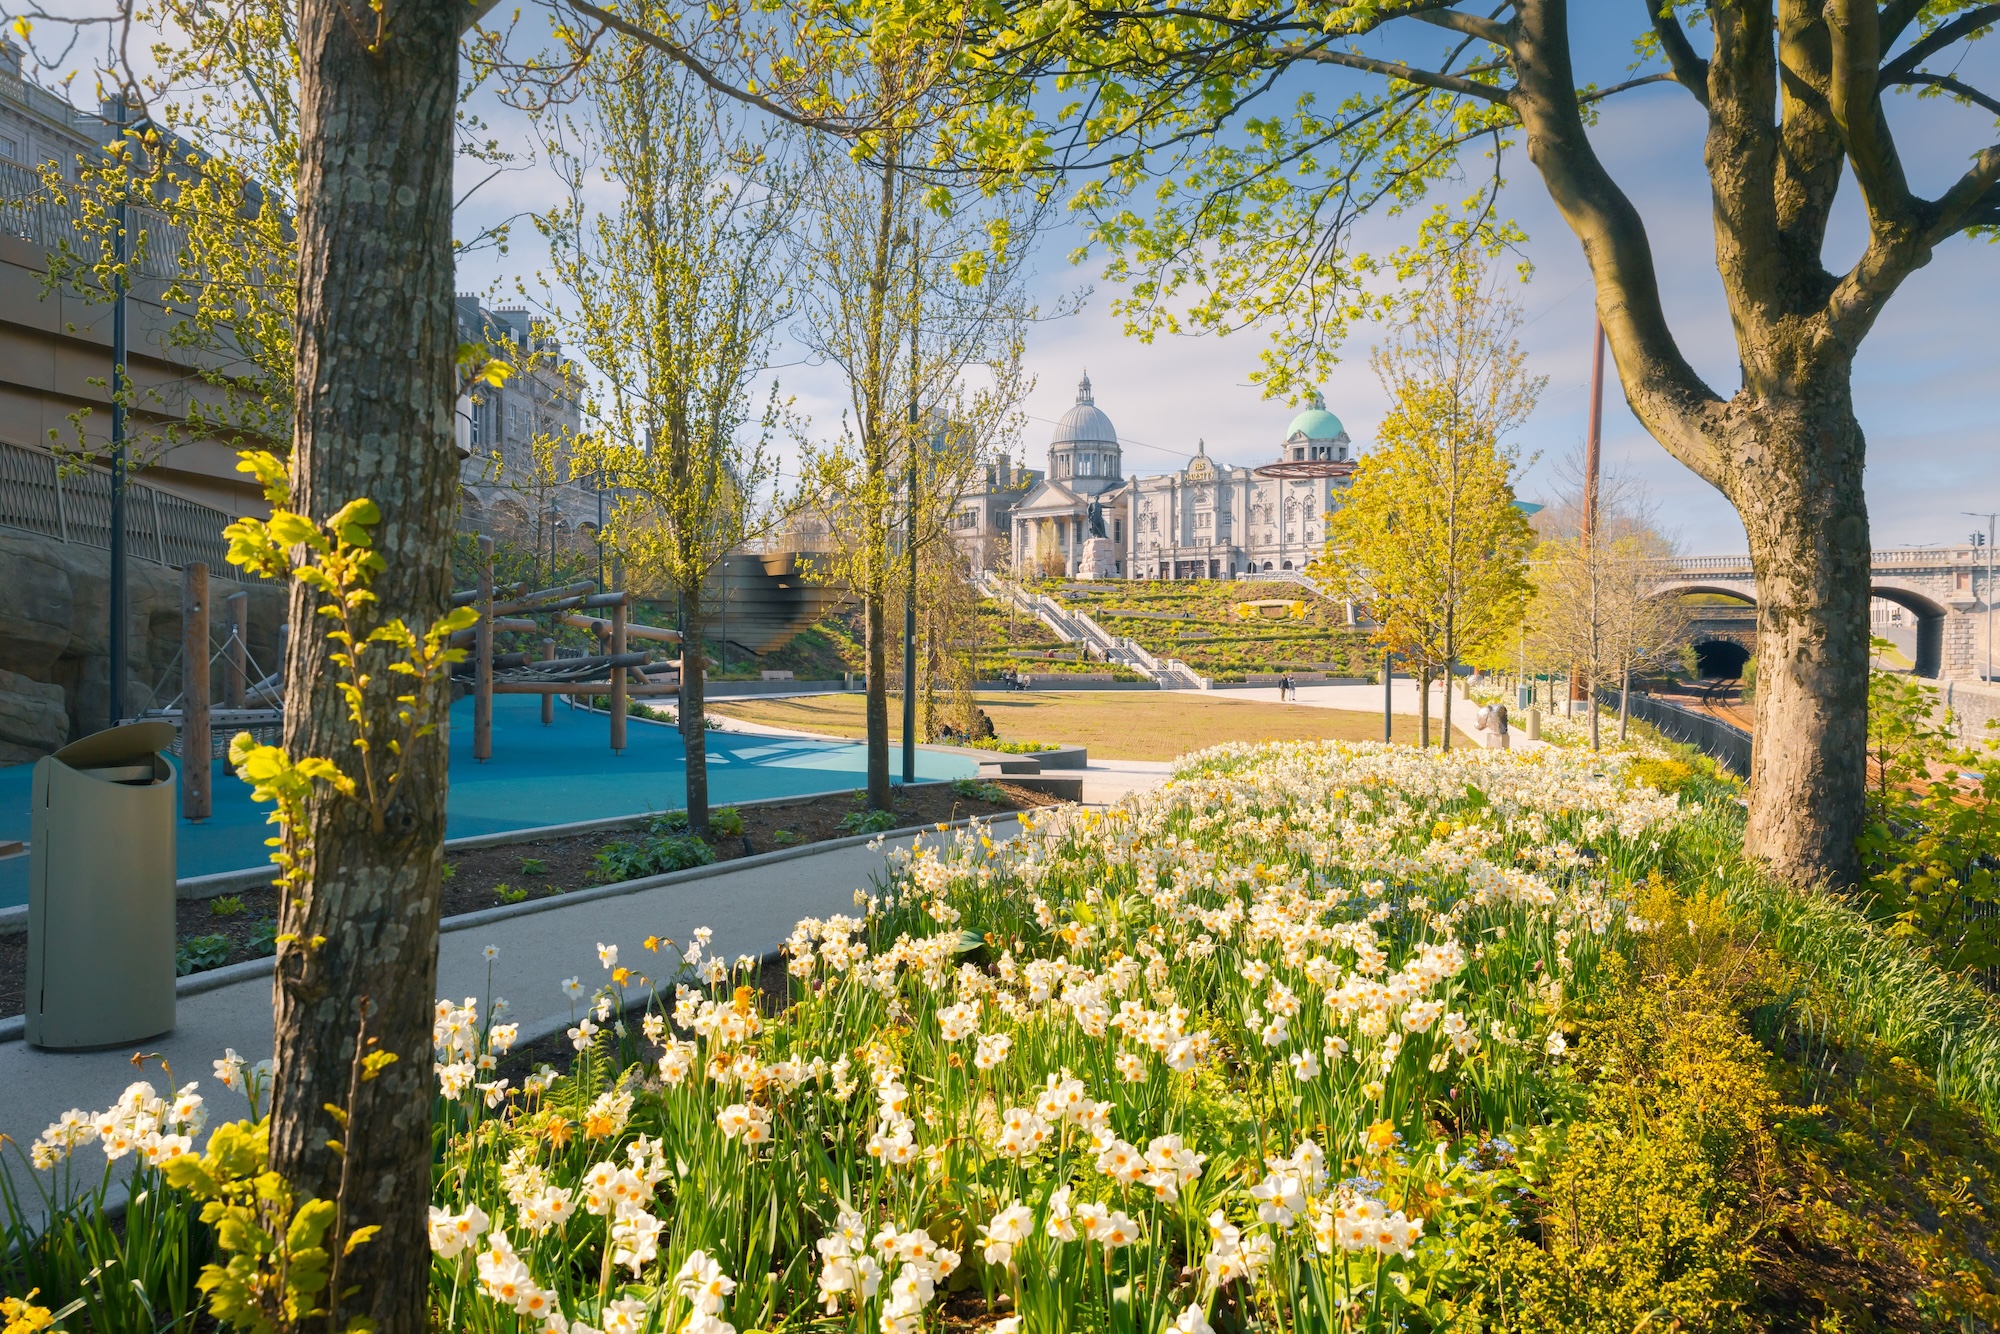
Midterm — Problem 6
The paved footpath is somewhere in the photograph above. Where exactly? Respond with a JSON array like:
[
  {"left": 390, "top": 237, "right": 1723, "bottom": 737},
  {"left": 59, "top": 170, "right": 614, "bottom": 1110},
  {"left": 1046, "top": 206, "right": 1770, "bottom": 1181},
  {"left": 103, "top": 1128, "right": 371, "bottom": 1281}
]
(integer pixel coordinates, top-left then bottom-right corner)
[
  {"left": 0, "top": 817, "right": 1025, "bottom": 1216},
  {"left": 1206, "top": 680, "right": 1547, "bottom": 751}
]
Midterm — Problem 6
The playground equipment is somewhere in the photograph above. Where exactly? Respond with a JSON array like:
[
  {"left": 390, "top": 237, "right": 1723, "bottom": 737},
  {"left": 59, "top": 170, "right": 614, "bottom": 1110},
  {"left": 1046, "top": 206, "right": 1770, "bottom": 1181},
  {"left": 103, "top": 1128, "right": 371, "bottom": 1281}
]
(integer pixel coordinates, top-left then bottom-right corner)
[
  {"left": 452, "top": 535, "right": 681, "bottom": 760},
  {"left": 137, "top": 534, "right": 689, "bottom": 815}
]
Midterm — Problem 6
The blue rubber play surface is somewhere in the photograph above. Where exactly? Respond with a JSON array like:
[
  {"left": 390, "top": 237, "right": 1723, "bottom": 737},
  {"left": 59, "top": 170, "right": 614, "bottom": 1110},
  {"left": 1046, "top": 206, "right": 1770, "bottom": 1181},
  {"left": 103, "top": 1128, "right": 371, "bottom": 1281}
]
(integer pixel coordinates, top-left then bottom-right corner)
[{"left": 0, "top": 694, "right": 974, "bottom": 910}]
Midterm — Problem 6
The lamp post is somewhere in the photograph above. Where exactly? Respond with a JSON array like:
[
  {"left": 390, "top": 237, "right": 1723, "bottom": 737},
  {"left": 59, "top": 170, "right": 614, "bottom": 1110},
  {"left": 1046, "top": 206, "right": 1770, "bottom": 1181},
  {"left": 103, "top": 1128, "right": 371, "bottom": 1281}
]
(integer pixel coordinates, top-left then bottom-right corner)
[
  {"left": 108, "top": 94, "right": 132, "bottom": 727},
  {"left": 902, "top": 226, "right": 920, "bottom": 786}
]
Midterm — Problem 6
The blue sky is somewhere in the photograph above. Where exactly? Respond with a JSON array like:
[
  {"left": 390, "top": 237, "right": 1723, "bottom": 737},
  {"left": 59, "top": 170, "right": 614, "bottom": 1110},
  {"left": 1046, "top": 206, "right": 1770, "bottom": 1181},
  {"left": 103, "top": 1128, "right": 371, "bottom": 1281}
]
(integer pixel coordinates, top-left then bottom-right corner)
[
  {"left": 36, "top": 1, "right": 1994, "bottom": 554},
  {"left": 946, "top": 10, "right": 2000, "bottom": 556}
]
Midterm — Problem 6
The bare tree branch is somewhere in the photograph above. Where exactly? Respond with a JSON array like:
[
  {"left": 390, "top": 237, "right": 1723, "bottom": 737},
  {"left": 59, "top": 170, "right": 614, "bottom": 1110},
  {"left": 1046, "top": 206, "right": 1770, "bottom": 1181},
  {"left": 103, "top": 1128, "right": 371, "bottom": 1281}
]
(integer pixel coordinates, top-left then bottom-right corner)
[
  {"left": 560, "top": 0, "right": 862, "bottom": 134},
  {"left": 1879, "top": 4, "right": 2000, "bottom": 83},
  {"left": 1505, "top": 0, "right": 1726, "bottom": 484},
  {"left": 1644, "top": 0, "right": 1710, "bottom": 106},
  {"left": 1888, "top": 71, "right": 2000, "bottom": 119},
  {"left": 1827, "top": 0, "right": 1919, "bottom": 228},
  {"left": 1411, "top": 6, "right": 1512, "bottom": 44},
  {"left": 1277, "top": 44, "right": 1511, "bottom": 104}
]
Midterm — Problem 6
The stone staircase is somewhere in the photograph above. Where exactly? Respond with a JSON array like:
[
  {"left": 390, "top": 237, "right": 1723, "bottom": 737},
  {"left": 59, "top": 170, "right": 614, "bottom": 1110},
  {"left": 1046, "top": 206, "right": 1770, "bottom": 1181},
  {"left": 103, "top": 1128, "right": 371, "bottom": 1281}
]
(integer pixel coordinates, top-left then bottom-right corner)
[{"left": 977, "top": 572, "right": 1208, "bottom": 690}]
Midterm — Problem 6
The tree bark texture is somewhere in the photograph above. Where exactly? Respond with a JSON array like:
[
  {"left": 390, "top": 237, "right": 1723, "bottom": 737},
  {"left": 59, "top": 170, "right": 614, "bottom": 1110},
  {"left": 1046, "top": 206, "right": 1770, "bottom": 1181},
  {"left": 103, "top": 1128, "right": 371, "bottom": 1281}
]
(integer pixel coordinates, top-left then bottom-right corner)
[
  {"left": 683, "top": 598, "right": 710, "bottom": 833},
  {"left": 1733, "top": 386, "right": 1871, "bottom": 887},
  {"left": 274, "top": 0, "right": 460, "bottom": 1325}
]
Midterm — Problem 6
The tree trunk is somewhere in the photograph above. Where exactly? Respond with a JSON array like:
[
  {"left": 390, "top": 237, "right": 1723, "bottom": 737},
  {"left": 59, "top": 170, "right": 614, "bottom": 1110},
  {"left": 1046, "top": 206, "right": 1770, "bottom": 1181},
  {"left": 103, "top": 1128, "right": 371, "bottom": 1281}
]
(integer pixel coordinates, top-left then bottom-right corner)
[
  {"left": 274, "top": 0, "right": 459, "bottom": 1324},
  {"left": 1619, "top": 662, "right": 1630, "bottom": 742},
  {"left": 683, "top": 596, "right": 709, "bottom": 835},
  {"left": 1441, "top": 653, "right": 1454, "bottom": 752},
  {"left": 1735, "top": 393, "right": 1870, "bottom": 888},
  {"left": 866, "top": 588, "right": 891, "bottom": 808},
  {"left": 1418, "top": 663, "right": 1432, "bottom": 748}
]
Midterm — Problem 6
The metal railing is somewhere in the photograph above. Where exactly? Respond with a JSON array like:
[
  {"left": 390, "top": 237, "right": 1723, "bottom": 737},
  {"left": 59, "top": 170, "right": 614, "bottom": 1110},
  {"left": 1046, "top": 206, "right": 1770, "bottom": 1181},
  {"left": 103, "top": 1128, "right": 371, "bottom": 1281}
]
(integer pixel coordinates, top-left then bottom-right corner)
[
  {"left": 1606, "top": 689, "right": 1752, "bottom": 777},
  {"left": 0, "top": 438, "right": 237, "bottom": 570},
  {"left": 980, "top": 572, "right": 1209, "bottom": 688},
  {"left": 0, "top": 159, "right": 193, "bottom": 282}
]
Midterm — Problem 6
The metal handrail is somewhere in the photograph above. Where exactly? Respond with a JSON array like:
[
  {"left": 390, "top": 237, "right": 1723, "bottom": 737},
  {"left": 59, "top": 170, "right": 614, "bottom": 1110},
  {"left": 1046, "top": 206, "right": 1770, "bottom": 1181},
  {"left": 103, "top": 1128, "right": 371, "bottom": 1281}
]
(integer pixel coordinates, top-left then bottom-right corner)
[{"left": 0, "top": 438, "right": 238, "bottom": 570}]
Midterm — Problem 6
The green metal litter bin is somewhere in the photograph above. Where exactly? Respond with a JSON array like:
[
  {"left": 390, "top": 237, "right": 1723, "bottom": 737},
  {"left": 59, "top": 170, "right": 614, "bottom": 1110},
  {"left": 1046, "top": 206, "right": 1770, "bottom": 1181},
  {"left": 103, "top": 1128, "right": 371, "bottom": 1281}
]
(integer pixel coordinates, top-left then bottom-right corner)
[{"left": 26, "top": 721, "right": 179, "bottom": 1049}]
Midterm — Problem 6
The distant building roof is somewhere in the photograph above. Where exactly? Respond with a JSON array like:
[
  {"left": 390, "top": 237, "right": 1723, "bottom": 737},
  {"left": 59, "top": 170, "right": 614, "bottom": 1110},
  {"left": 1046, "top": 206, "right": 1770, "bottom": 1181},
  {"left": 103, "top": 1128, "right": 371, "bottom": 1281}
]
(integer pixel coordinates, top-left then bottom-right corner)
[{"left": 1284, "top": 390, "right": 1346, "bottom": 444}]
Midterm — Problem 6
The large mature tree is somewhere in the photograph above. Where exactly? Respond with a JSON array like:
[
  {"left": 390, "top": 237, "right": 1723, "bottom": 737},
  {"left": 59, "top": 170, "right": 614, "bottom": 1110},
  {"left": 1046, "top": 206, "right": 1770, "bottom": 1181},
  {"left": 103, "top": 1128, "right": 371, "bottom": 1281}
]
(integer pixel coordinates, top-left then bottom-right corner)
[
  {"left": 266, "top": 0, "right": 499, "bottom": 1321},
  {"left": 541, "top": 37, "right": 797, "bottom": 834},
  {"left": 911, "top": 0, "right": 2000, "bottom": 890}
]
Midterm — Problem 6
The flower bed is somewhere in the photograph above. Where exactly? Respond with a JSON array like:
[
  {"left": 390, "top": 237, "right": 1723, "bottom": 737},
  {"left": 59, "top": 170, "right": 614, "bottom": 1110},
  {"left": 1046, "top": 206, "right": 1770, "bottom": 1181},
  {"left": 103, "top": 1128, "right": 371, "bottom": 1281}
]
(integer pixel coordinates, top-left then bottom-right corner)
[{"left": 14, "top": 741, "right": 1704, "bottom": 1332}]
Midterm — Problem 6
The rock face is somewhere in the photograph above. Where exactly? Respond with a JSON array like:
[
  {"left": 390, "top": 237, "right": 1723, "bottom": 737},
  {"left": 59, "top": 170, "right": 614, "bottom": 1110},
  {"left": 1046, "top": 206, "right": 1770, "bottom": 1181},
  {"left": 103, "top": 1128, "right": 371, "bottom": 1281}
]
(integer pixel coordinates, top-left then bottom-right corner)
[
  {"left": 0, "top": 666, "right": 68, "bottom": 765},
  {"left": 0, "top": 528, "right": 287, "bottom": 756}
]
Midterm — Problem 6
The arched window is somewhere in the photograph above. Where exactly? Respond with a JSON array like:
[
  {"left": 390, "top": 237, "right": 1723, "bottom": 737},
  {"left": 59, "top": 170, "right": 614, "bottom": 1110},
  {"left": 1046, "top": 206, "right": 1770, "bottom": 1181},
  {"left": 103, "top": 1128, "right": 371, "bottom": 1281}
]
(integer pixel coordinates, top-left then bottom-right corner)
[
  {"left": 1282, "top": 561, "right": 1293, "bottom": 571},
  {"left": 1262, "top": 560, "right": 1273, "bottom": 572}
]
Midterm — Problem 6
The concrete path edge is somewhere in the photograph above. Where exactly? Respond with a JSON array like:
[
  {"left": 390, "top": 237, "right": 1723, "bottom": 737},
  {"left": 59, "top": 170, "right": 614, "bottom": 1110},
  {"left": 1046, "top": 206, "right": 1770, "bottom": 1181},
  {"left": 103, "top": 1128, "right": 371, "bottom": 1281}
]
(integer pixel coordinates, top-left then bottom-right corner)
[{"left": 0, "top": 804, "right": 1026, "bottom": 1045}]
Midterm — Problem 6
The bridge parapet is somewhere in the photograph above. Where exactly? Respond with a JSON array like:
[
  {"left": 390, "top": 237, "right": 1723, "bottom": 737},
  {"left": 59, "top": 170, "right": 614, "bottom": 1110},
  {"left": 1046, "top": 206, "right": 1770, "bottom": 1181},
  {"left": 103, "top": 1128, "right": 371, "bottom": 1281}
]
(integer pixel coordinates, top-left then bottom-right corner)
[{"left": 1650, "top": 550, "right": 1991, "bottom": 681}]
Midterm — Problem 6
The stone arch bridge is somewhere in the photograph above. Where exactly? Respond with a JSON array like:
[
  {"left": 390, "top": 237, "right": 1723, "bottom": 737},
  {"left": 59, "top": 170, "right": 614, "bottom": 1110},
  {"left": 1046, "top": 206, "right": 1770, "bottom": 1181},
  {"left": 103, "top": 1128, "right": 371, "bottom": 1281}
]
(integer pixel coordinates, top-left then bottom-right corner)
[{"left": 1654, "top": 549, "right": 1993, "bottom": 680}]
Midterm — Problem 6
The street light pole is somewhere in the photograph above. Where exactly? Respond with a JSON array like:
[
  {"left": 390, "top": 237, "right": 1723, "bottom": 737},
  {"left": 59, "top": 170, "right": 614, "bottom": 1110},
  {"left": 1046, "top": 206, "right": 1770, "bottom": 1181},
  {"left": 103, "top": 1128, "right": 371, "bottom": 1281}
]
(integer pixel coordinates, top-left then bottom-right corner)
[
  {"left": 902, "top": 233, "right": 920, "bottom": 785},
  {"left": 108, "top": 94, "right": 132, "bottom": 727},
  {"left": 902, "top": 381, "right": 919, "bottom": 785}
]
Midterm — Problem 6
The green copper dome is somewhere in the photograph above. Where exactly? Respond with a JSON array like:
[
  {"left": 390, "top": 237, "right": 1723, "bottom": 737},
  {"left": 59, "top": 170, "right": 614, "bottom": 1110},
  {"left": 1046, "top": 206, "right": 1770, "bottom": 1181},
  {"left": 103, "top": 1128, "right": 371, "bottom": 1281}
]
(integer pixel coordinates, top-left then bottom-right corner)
[{"left": 1285, "top": 391, "right": 1346, "bottom": 443}]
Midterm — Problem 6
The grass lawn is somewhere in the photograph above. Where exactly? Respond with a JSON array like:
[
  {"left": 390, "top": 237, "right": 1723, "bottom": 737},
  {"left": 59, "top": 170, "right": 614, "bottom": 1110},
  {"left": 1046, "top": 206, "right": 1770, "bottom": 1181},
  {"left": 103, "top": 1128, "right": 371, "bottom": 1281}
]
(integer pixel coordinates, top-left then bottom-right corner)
[{"left": 709, "top": 690, "right": 1421, "bottom": 761}]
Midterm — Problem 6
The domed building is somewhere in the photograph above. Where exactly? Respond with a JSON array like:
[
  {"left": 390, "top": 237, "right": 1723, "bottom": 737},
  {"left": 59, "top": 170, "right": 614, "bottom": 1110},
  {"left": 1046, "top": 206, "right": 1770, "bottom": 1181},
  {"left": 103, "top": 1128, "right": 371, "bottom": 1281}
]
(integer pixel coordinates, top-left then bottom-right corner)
[
  {"left": 1045, "top": 373, "right": 1124, "bottom": 494},
  {"left": 947, "top": 372, "right": 1362, "bottom": 581}
]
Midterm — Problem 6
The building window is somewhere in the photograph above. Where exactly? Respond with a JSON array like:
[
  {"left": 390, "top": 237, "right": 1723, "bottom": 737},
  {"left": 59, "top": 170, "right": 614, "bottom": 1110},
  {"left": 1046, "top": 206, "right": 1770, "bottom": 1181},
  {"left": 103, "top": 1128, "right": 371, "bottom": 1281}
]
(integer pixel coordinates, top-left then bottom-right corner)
[
  {"left": 1114, "top": 519, "right": 1123, "bottom": 541},
  {"left": 1196, "top": 511, "right": 1212, "bottom": 531}
]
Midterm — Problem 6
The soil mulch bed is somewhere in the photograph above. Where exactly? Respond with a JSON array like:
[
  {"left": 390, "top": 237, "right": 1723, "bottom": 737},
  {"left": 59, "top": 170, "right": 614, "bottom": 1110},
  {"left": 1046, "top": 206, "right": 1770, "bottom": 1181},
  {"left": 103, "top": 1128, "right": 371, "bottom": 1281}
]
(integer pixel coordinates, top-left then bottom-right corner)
[{"left": 0, "top": 780, "right": 1063, "bottom": 1021}]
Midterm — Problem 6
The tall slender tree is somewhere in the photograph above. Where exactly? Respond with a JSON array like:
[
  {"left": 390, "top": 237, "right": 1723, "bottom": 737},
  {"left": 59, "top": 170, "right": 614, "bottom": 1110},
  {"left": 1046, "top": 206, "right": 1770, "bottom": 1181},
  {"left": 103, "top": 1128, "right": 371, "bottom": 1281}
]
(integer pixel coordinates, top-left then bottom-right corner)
[
  {"left": 539, "top": 32, "right": 797, "bottom": 834},
  {"left": 1316, "top": 253, "right": 1542, "bottom": 747},
  {"left": 791, "top": 68, "right": 1038, "bottom": 809}
]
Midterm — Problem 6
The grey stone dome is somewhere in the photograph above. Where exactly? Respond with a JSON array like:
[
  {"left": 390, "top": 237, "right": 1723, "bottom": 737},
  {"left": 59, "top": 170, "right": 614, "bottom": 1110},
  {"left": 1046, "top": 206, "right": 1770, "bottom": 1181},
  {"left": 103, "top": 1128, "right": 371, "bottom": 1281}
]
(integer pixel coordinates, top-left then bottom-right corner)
[{"left": 1052, "top": 373, "right": 1118, "bottom": 445}]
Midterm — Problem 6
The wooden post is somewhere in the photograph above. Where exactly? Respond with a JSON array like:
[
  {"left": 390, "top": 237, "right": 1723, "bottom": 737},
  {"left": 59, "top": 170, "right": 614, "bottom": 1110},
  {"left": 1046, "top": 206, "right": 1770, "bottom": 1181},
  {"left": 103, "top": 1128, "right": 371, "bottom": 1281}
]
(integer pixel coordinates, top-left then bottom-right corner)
[
  {"left": 475, "top": 534, "right": 494, "bottom": 762},
  {"left": 181, "top": 562, "right": 211, "bottom": 821},
  {"left": 610, "top": 595, "right": 627, "bottom": 753},
  {"left": 541, "top": 637, "right": 555, "bottom": 725},
  {"left": 224, "top": 589, "right": 248, "bottom": 709}
]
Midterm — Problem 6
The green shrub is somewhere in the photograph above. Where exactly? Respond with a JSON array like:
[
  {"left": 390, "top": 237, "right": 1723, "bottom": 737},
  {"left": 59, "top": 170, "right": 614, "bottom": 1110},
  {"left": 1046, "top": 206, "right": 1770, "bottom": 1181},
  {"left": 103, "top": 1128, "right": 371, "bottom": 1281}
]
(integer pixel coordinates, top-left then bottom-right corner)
[
  {"left": 246, "top": 918, "right": 278, "bottom": 957},
  {"left": 966, "top": 738, "right": 1057, "bottom": 754},
  {"left": 592, "top": 828, "right": 715, "bottom": 882},
  {"left": 771, "top": 829, "right": 802, "bottom": 846},
  {"left": 175, "top": 935, "right": 231, "bottom": 976},
  {"left": 952, "top": 777, "right": 1008, "bottom": 802},
  {"left": 1858, "top": 656, "right": 2000, "bottom": 976},
  {"left": 519, "top": 856, "right": 548, "bottom": 876},
  {"left": 208, "top": 895, "right": 245, "bottom": 919},
  {"left": 709, "top": 806, "right": 746, "bottom": 838},
  {"left": 494, "top": 882, "right": 529, "bottom": 905},
  {"left": 839, "top": 808, "right": 898, "bottom": 835}
]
